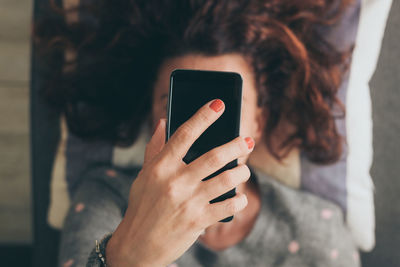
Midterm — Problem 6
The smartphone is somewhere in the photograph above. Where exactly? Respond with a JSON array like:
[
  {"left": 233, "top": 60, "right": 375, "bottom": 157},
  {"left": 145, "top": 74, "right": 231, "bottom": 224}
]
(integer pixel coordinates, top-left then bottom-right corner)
[{"left": 166, "top": 69, "right": 242, "bottom": 222}]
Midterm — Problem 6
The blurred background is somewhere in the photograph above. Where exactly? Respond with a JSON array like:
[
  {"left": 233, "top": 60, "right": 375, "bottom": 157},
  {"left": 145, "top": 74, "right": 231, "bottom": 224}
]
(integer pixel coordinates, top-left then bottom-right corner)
[
  {"left": 0, "top": 0, "right": 399, "bottom": 266},
  {"left": 0, "top": 0, "right": 33, "bottom": 265},
  {"left": 0, "top": 0, "right": 32, "bottom": 246}
]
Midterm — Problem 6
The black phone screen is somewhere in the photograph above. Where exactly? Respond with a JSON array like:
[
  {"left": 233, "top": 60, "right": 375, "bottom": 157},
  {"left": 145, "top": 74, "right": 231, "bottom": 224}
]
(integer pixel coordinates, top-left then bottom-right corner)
[{"left": 166, "top": 69, "right": 242, "bottom": 222}]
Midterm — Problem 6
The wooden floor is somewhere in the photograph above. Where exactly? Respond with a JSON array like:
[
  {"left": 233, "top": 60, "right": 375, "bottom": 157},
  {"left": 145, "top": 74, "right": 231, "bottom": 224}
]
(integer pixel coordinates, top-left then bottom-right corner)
[{"left": 0, "top": 0, "right": 32, "bottom": 244}]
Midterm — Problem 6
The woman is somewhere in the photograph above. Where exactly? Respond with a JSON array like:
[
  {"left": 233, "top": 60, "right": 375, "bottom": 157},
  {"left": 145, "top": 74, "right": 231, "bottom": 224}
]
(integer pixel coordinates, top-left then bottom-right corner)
[{"left": 36, "top": 0, "right": 360, "bottom": 266}]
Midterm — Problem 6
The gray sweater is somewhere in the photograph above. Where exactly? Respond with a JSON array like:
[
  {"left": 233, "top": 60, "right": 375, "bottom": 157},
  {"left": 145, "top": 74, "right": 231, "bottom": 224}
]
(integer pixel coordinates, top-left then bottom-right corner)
[{"left": 58, "top": 165, "right": 359, "bottom": 267}]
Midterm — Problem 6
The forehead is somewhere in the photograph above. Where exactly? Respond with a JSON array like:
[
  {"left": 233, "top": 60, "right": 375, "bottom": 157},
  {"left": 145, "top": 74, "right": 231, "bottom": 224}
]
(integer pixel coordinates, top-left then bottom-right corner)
[{"left": 153, "top": 53, "right": 257, "bottom": 99}]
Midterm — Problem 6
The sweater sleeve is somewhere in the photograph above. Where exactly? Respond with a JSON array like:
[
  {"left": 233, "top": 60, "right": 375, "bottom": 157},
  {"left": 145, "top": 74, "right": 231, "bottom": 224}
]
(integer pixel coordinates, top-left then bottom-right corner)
[{"left": 57, "top": 166, "right": 138, "bottom": 267}]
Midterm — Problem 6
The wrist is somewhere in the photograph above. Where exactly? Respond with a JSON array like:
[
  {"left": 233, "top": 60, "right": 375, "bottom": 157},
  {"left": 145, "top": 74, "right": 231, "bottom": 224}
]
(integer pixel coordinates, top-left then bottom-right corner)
[
  {"left": 106, "top": 220, "right": 159, "bottom": 267},
  {"left": 105, "top": 233, "right": 136, "bottom": 267}
]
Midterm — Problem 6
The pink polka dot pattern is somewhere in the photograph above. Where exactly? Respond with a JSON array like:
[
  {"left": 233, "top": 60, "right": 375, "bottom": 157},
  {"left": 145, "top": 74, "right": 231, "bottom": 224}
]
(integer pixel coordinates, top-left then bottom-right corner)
[
  {"left": 288, "top": 240, "right": 300, "bottom": 254},
  {"left": 63, "top": 259, "right": 74, "bottom": 267},
  {"left": 75, "top": 203, "right": 85, "bottom": 213},
  {"left": 330, "top": 249, "right": 339, "bottom": 260},
  {"left": 321, "top": 208, "right": 333, "bottom": 220},
  {"left": 106, "top": 169, "right": 117, "bottom": 178}
]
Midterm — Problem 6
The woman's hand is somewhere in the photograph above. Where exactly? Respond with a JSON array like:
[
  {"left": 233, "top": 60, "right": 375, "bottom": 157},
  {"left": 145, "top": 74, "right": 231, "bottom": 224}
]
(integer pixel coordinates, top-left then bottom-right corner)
[{"left": 106, "top": 99, "right": 255, "bottom": 267}]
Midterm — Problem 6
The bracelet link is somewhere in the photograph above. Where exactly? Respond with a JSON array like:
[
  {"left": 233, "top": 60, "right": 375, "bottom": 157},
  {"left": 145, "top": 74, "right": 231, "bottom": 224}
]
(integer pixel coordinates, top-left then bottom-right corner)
[{"left": 95, "top": 234, "right": 112, "bottom": 267}]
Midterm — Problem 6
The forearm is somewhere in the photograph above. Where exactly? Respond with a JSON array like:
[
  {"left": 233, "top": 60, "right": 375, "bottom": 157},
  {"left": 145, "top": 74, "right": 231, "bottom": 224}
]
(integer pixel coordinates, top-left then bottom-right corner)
[{"left": 58, "top": 167, "right": 137, "bottom": 267}]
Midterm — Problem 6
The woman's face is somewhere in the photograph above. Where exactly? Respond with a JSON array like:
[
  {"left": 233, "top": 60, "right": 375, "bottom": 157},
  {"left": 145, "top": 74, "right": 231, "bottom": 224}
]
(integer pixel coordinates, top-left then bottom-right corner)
[{"left": 152, "top": 53, "right": 265, "bottom": 164}]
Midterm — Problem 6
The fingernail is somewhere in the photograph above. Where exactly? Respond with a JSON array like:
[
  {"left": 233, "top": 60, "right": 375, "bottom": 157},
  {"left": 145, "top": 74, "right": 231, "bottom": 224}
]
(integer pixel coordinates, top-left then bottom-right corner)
[
  {"left": 244, "top": 137, "right": 255, "bottom": 150},
  {"left": 209, "top": 99, "right": 224, "bottom": 112}
]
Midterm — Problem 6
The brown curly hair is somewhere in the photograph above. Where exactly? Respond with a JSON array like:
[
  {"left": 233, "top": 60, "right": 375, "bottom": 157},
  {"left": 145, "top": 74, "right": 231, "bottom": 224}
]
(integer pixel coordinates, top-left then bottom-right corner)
[{"left": 35, "top": 0, "right": 354, "bottom": 164}]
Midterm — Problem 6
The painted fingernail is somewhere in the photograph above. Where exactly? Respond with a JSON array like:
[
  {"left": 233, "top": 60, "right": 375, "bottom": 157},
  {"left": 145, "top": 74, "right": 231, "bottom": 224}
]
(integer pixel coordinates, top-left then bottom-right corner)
[
  {"left": 244, "top": 137, "right": 255, "bottom": 149},
  {"left": 209, "top": 99, "right": 224, "bottom": 112}
]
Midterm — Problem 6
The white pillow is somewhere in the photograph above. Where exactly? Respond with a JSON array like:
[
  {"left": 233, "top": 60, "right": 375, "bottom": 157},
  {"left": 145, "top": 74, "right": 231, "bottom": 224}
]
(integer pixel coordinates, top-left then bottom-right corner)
[{"left": 346, "top": 0, "right": 393, "bottom": 251}]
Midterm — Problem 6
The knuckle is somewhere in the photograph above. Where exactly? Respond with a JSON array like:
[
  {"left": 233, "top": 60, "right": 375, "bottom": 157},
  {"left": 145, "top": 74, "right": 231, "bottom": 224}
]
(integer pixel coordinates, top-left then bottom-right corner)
[
  {"left": 167, "top": 145, "right": 181, "bottom": 160},
  {"left": 221, "top": 170, "right": 235, "bottom": 188},
  {"left": 151, "top": 163, "right": 164, "bottom": 178},
  {"left": 225, "top": 198, "right": 240, "bottom": 214},
  {"left": 177, "top": 124, "right": 194, "bottom": 142},
  {"left": 231, "top": 137, "right": 247, "bottom": 156},
  {"left": 207, "top": 150, "right": 225, "bottom": 167},
  {"left": 165, "top": 180, "right": 180, "bottom": 200}
]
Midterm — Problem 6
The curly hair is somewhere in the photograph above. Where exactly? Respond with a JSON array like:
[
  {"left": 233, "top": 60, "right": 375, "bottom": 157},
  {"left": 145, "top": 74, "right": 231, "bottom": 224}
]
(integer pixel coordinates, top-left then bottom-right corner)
[{"left": 35, "top": 0, "right": 354, "bottom": 164}]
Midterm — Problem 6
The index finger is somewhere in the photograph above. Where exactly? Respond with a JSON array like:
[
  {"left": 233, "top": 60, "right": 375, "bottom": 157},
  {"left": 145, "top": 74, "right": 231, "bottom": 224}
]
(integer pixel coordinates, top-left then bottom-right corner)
[{"left": 164, "top": 99, "right": 225, "bottom": 161}]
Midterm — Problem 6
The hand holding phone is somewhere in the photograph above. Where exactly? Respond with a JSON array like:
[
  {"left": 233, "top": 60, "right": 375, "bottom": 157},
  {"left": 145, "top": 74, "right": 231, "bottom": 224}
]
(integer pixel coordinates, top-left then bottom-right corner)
[
  {"left": 108, "top": 99, "right": 252, "bottom": 267},
  {"left": 167, "top": 69, "right": 243, "bottom": 222}
]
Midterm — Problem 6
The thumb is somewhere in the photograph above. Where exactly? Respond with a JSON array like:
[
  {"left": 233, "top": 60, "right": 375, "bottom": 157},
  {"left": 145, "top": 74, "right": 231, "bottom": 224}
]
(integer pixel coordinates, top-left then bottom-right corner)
[{"left": 144, "top": 118, "right": 166, "bottom": 164}]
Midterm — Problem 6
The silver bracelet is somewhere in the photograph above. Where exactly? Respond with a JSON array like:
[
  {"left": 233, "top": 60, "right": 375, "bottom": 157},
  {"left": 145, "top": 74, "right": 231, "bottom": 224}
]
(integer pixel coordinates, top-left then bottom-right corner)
[{"left": 95, "top": 234, "right": 113, "bottom": 267}]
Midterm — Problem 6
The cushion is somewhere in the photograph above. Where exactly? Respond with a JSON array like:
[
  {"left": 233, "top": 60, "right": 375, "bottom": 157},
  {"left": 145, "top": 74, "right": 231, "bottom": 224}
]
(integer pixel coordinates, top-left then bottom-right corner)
[{"left": 345, "top": 0, "right": 393, "bottom": 251}]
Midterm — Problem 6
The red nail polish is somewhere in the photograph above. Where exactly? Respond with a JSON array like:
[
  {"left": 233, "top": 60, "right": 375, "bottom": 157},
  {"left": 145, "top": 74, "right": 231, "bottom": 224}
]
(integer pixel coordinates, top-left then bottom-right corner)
[
  {"left": 244, "top": 137, "right": 255, "bottom": 149},
  {"left": 209, "top": 99, "right": 224, "bottom": 112}
]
